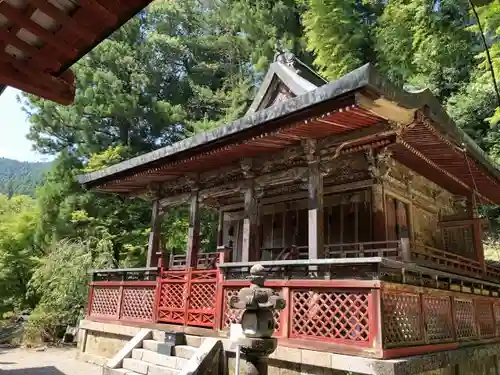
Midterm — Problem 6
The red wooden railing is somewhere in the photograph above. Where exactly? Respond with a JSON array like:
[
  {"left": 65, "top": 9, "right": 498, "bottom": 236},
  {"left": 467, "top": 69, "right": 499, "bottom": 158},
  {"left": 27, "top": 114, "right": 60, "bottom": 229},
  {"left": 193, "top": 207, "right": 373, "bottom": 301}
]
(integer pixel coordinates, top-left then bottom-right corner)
[
  {"left": 411, "top": 244, "right": 484, "bottom": 278},
  {"left": 86, "top": 245, "right": 500, "bottom": 359},
  {"left": 380, "top": 284, "right": 500, "bottom": 358},
  {"left": 88, "top": 280, "right": 157, "bottom": 324}
]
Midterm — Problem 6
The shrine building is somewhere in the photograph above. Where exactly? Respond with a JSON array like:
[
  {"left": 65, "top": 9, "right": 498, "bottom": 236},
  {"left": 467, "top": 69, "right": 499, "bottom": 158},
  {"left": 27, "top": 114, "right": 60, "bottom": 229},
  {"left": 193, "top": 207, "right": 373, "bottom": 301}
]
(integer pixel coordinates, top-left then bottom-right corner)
[{"left": 76, "top": 54, "right": 500, "bottom": 375}]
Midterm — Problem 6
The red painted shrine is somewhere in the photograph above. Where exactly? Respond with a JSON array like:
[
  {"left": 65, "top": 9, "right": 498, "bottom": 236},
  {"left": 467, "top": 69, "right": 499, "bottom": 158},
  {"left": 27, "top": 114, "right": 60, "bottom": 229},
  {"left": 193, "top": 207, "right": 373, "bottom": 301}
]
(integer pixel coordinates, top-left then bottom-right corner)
[{"left": 78, "top": 56, "right": 500, "bottom": 360}]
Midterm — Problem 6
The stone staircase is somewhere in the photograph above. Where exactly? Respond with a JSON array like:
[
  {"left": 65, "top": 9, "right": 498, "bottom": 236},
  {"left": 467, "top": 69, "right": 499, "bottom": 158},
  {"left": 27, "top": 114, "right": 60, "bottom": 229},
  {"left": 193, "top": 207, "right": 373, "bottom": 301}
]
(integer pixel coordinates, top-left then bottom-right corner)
[{"left": 105, "top": 334, "right": 204, "bottom": 375}]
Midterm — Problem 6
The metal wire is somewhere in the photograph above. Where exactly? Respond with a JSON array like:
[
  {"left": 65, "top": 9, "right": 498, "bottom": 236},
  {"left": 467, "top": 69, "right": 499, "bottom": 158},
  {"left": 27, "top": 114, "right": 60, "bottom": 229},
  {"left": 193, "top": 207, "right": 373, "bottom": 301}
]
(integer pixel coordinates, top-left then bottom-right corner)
[
  {"left": 468, "top": 0, "right": 500, "bottom": 109},
  {"left": 462, "top": 144, "right": 484, "bottom": 211}
]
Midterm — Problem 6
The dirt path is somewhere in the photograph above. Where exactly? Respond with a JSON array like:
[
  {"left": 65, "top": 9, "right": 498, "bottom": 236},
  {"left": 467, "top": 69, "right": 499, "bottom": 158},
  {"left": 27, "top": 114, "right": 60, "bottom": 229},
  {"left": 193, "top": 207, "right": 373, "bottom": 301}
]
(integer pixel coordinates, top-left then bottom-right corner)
[{"left": 0, "top": 347, "right": 102, "bottom": 375}]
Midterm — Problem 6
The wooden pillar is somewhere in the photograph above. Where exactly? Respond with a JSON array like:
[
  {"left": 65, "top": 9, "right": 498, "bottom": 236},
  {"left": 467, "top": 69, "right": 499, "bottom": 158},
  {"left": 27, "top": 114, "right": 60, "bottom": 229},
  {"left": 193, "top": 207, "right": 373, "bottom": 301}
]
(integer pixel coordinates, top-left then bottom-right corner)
[
  {"left": 146, "top": 199, "right": 161, "bottom": 268},
  {"left": 217, "top": 209, "right": 224, "bottom": 247},
  {"left": 372, "top": 183, "right": 386, "bottom": 242},
  {"left": 185, "top": 190, "right": 200, "bottom": 269},
  {"left": 306, "top": 139, "right": 324, "bottom": 259},
  {"left": 242, "top": 182, "right": 260, "bottom": 262}
]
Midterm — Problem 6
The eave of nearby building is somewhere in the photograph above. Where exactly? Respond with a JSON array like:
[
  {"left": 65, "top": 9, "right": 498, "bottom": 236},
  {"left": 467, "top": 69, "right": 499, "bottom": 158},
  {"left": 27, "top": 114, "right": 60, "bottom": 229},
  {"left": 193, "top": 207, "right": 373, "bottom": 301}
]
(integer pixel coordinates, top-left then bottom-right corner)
[
  {"left": 0, "top": 0, "right": 154, "bottom": 105},
  {"left": 76, "top": 63, "right": 500, "bottom": 204}
]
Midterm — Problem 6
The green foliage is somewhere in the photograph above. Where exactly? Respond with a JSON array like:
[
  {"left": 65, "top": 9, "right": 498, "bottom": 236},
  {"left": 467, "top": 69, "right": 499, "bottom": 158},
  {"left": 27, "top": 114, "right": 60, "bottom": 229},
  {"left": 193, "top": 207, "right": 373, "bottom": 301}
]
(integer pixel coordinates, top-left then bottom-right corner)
[
  {"left": 25, "top": 240, "right": 112, "bottom": 344},
  {"left": 474, "top": 0, "right": 500, "bottom": 124},
  {"left": 0, "top": 194, "right": 39, "bottom": 315},
  {"left": 375, "top": 0, "right": 475, "bottom": 100},
  {"left": 0, "top": 158, "right": 49, "bottom": 198},
  {"left": 302, "top": 0, "right": 381, "bottom": 80}
]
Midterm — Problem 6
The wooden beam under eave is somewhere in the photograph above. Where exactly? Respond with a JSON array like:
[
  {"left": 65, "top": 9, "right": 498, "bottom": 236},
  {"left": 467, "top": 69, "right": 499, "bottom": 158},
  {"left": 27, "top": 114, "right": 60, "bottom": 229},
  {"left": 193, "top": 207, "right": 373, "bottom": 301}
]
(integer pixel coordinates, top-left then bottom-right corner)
[
  {"left": 355, "top": 92, "right": 416, "bottom": 126},
  {"left": 79, "top": 0, "right": 118, "bottom": 26},
  {"left": 0, "top": 2, "right": 78, "bottom": 59},
  {"left": 29, "top": 0, "right": 96, "bottom": 44},
  {"left": 0, "top": 51, "right": 74, "bottom": 93},
  {"left": 0, "top": 64, "right": 74, "bottom": 105},
  {"left": 0, "top": 28, "right": 61, "bottom": 72}
]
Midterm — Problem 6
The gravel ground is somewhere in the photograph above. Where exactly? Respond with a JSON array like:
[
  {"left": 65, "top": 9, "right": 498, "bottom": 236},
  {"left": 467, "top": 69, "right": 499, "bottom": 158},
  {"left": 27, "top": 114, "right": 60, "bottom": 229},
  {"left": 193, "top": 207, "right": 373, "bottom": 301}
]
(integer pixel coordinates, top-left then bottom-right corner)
[{"left": 0, "top": 347, "right": 103, "bottom": 375}]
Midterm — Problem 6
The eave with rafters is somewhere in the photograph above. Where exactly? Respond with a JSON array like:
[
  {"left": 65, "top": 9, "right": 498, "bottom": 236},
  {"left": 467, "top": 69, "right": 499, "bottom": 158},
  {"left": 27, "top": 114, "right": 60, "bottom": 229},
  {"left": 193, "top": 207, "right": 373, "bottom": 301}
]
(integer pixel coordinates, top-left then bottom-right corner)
[
  {"left": 77, "top": 63, "right": 500, "bottom": 205},
  {"left": 0, "top": 0, "right": 154, "bottom": 105}
]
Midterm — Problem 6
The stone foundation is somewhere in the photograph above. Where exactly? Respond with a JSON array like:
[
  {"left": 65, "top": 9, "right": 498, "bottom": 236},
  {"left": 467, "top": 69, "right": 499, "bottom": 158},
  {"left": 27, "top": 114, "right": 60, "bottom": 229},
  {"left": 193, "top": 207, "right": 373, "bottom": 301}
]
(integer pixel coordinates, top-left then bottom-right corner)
[{"left": 77, "top": 320, "right": 500, "bottom": 375}]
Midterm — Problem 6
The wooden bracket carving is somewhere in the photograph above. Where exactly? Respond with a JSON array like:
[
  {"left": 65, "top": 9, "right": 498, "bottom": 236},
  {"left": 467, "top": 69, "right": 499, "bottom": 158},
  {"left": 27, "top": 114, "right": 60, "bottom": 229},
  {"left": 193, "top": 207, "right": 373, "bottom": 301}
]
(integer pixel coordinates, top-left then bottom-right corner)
[
  {"left": 388, "top": 120, "right": 413, "bottom": 136},
  {"left": 366, "top": 148, "right": 392, "bottom": 181},
  {"left": 185, "top": 173, "right": 200, "bottom": 190},
  {"left": 241, "top": 158, "right": 255, "bottom": 179},
  {"left": 302, "top": 139, "right": 319, "bottom": 164},
  {"left": 143, "top": 183, "right": 163, "bottom": 200}
]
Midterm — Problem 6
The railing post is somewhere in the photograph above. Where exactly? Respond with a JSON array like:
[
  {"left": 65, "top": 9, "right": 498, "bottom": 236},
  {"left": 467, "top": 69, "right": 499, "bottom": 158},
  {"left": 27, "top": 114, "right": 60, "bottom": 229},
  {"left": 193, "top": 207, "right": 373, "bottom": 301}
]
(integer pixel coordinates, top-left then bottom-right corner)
[
  {"left": 400, "top": 237, "right": 411, "bottom": 262},
  {"left": 218, "top": 245, "right": 232, "bottom": 264},
  {"left": 280, "top": 286, "right": 290, "bottom": 338},
  {"left": 368, "top": 288, "right": 383, "bottom": 357},
  {"left": 86, "top": 282, "right": 94, "bottom": 318},
  {"left": 153, "top": 267, "right": 162, "bottom": 324},
  {"left": 214, "top": 267, "right": 225, "bottom": 330},
  {"left": 116, "top": 285, "right": 124, "bottom": 321}
]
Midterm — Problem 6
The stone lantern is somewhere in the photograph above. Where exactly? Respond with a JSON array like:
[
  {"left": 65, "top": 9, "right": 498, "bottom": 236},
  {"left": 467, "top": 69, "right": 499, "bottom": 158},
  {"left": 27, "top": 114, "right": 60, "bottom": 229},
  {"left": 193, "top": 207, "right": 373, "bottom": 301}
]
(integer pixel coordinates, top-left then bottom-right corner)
[{"left": 229, "top": 264, "right": 286, "bottom": 375}]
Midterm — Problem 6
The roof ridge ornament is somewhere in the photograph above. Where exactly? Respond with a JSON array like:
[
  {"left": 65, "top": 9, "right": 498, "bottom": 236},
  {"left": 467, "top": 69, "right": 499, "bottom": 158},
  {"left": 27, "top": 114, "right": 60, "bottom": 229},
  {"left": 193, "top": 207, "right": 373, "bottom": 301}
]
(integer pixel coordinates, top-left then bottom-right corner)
[{"left": 273, "top": 42, "right": 297, "bottom": 71}]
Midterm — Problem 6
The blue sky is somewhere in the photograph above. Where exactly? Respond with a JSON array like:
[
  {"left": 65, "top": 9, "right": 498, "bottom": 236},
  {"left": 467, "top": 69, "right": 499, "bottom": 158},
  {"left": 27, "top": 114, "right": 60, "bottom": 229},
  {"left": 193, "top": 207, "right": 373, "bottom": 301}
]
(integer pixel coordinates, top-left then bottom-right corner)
[{"left": 0, "top": 87, "right": 48, "bottom": 162}]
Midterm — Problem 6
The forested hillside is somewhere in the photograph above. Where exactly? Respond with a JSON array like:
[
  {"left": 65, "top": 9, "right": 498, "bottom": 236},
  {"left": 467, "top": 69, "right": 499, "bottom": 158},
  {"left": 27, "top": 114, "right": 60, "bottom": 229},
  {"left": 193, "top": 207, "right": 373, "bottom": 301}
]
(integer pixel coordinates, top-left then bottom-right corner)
[
  {"left": 0, "top": 0, "right": 499, "bottom": 343},
  {"left": 0, "top": 158, "right": 49, "bottom": 197}
]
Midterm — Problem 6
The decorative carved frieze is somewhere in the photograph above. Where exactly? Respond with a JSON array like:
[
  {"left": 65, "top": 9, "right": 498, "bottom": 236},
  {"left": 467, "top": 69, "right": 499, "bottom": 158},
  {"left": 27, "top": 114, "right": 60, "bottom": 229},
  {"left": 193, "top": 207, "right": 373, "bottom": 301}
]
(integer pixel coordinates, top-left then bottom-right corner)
[
  {"left": 241, "top": 158, "right": 255, "bottom": 179},
  {"left": 302, "top": 138, "right": 318, "bottom": 164},
  {"left": 366, "top": 148, "right": 392, "bottom": 181},
  {"left": 185, "top": 173, "right": 199, "bottom": 190}
]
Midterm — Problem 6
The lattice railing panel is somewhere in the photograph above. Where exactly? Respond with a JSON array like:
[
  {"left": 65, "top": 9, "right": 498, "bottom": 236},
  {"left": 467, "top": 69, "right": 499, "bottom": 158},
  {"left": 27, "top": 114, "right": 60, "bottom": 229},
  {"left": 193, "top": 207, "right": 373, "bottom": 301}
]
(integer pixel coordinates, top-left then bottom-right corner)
[
  {"left": 90, "top": 286, "right": 120, "bottom": 317},
  {"left": 186, "top": 271, "right": 217, "bottom": 328},
  {"left": 222, "top": 287, "right": 242, "bottom": 328},
  {"left": 422, "top": 296, "right": 453, "bottom": 342},
  {"left": 382, "top": 292, "right": 423, "bottom": 346},
  {"left": 290, "top": 289, "right": 370, "bottom": 342},
  {"left": 121, "top": 287, "right": 155, "bottom": 321},
  {"left": 157, "top": 280, "right": 187, "bottom": 323},
  {"left": 476, "top": 300, "right": 495, "bottom": 338},
  {"left": 494, "top": 304, "right": 500, "bottom": 337},
  {"left": 222, "top": 287, "right": 282, "bottom": 335},
  {"left": 454, "top": 298, "right": 476, "bottom": 339},
  {"left": 189, "top": 283, "right": 217, "bottom": 310},
  {"left": 159, "top": 282, "right": 186, "bottom": 309}
]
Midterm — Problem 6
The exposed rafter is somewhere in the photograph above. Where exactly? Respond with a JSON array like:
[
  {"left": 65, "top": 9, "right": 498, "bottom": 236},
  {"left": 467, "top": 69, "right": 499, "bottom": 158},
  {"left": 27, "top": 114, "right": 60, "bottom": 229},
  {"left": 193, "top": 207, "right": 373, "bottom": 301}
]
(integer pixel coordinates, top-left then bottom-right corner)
[{"left": 0, "top": 0, "right": 154, "bottom": 104}]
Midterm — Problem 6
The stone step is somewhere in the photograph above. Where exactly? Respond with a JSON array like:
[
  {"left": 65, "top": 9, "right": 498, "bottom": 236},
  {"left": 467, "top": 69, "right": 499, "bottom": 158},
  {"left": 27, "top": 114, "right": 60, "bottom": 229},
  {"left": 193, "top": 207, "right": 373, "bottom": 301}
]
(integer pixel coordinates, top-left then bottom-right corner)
[
  {"left": 185, "top": 335, "right": 203, "bottom": 348},
  {"left": 123, "top": 358, "right": 149, "bottom": 374},
  {"left": 103, "top": 369, "right": 142, "bottom": 375},
  {"left": 142, "top": 340, "right": 174, "bottom": 355},
  {"left": 122, "top": 358, "right": 179, "bottom": 375},
  {"left": 172, "top": 345, "right": 197, "bottom": 360},
  {"left": 131, "top": 349, "right": 189, "bottom": 370}
]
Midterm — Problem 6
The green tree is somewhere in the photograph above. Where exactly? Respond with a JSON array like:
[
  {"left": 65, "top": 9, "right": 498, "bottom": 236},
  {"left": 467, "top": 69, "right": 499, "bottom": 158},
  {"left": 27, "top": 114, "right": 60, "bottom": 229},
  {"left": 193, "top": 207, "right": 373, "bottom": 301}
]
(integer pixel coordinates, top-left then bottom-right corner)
[
  {"left": 301, "top": 0, "right": 383, "bottom": 80},
  {"left": 0, "top": 195, "right": 39, "bottom": 315},
  {"left": 375, "top": 0, "right": 476, "bottom": 100}
]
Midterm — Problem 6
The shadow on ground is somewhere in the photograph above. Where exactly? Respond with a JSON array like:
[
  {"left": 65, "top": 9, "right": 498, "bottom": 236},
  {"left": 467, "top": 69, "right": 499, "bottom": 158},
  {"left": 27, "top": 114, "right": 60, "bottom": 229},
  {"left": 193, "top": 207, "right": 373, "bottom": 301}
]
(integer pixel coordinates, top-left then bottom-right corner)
[{"left": 0, "top": 366, "right": 66, "bottom": 374}]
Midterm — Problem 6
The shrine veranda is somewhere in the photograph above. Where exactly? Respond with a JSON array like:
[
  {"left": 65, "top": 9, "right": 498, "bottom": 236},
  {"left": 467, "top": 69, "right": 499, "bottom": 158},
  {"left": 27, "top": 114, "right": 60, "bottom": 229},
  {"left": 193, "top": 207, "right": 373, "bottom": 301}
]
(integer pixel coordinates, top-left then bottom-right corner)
[{"left": 77, "top": 60, "right": 500, "bottom": 361}]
